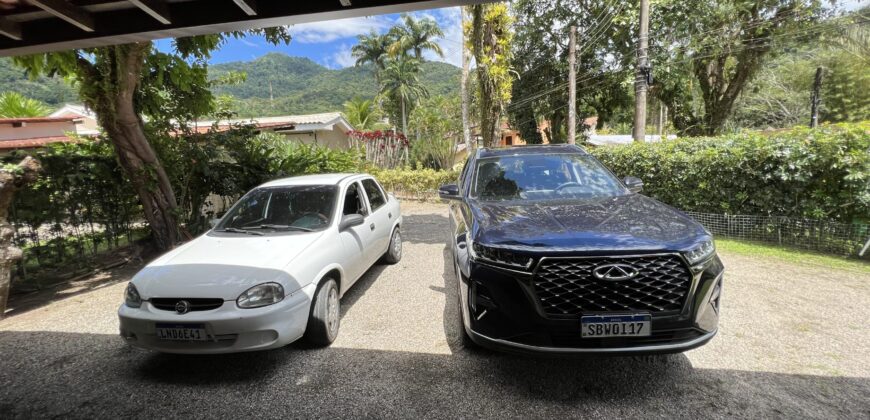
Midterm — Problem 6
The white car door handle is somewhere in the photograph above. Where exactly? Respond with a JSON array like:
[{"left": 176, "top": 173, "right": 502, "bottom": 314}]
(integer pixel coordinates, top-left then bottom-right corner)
[{"left": 369, "top": 223, "right": 375, "bottom": 231}]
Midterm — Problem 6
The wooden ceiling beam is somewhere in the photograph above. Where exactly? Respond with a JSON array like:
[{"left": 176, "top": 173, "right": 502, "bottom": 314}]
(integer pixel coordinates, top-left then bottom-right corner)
[
  {"left": 129, "top": 0, "right": 171, "bottom": 25},
  {"left": 28, "top": 0, "right": 95, "bottom": 32},
  {"left": 232, "top": 0, "right": 257, "bottom": 16},
  {"left": 0, "top": 17, "right": 22, "bottom": 41}
]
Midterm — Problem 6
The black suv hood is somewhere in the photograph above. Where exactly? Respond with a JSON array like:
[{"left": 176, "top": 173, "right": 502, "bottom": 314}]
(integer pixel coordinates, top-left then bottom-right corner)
[{"left": 471, "top": 194, "right": 707, "bottom": 252}]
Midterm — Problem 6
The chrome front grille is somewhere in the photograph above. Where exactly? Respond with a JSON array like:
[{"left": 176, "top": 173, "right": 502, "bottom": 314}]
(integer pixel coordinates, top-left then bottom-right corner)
[
  {"left": 532, "top": 255, "right": 692, "bottom": 317},
  {"left": 150, "top": 298, "right": 225, "bottom": 312}
]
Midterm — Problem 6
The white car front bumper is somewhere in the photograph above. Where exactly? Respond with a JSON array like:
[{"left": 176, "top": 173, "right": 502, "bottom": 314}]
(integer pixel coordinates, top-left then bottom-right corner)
[{"left": 118, "top": 283, "right": 316, "bottom": 354}]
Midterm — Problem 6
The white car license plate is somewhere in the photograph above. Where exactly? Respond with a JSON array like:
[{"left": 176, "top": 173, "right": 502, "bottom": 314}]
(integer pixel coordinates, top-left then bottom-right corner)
[
  {"left": 155, "top": 323, "right": 208, "bottom": 341},
  {"left": 581, "top": 314, "right": 651, "bottom": 338}
]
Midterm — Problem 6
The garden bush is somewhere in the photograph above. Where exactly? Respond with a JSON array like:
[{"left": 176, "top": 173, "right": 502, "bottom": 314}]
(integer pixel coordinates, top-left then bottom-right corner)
[
  {"left": 369, "top": 167, "right": 459, "bottom": 198},
  {"left": 590, "top": 122, "right": 870, "bottom": 223}
]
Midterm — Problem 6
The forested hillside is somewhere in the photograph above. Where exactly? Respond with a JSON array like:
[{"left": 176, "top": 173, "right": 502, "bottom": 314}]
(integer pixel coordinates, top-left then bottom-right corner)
[
  {"left": 0, "top": 53, "right": 460, "bottom": 117},
  {"left": 0, "top": 58, "right": 78, "bottom": 107},
  {"left": 209, "top": 53, "right": 460, "bottom": 117}
]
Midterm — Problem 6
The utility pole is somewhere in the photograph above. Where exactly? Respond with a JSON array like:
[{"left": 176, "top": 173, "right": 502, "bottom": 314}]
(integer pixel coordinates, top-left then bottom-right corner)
[
  {"left": 810, "top": 67, "right": 823, "bottom": 128},
  {"left": 269, "top": 80, "right": 274, "bottom": 109},
  {"left": 461, "top": 6, "right": 473, "bottom": 151},
  {"left": 567, "top": 25, "right": 577, "bottom": 145},
  {"left": 632, "top": 0, "right": 650, "bottom": 142}
]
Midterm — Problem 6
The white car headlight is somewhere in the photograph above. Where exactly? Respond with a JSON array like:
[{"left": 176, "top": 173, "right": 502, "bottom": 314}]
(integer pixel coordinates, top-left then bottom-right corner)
[
  {"left": 124, "top": 283, "right": 142, "bottom": 308},
  {"left": 684, "top": 239, "right": 716, "bottom": 264},
  {"left": 237, "top": 283, "right": 285, "bottom": 309}
]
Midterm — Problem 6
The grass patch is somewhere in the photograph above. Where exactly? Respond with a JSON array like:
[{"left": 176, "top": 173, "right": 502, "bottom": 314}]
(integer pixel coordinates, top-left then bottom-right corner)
[{"left": 716, "top": 238, "right": 869, "bottom": 274}]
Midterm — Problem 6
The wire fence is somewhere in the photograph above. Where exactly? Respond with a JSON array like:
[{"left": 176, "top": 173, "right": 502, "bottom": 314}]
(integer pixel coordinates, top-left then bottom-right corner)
[{"left": 685, "top": 211, "right": 870, "bottom": 258}]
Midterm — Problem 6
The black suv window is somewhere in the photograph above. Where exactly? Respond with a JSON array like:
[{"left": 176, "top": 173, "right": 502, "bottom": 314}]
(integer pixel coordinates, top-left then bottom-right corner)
[
  {"left": 362, "top": 179, "right": 387, "bottom": 211},
  {"left": 472, "top": 153, "right": 627, "bottom": 201}
]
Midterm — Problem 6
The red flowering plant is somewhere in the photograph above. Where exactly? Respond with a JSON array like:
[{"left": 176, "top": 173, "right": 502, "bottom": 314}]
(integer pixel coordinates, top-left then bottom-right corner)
[{"left": 347, "top": 129, "right": 409, "bottom": 169}]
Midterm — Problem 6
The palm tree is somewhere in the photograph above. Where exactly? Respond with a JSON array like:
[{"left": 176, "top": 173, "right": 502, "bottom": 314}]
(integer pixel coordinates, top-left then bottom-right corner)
[
  {"left": 379, "top": 57, "right": 429, "bottom": 135},
  {"left": 388, "top": 14, "right": 444, "bottom": 60},
  {"left": 352, "top": 31, "right": 393, "bottom": 83},
  {"left": 0, "top": 92, "right": 51, "bottom": 117},
  {"left": 343, "top": 97, "right": 381, "bottom": 130}
]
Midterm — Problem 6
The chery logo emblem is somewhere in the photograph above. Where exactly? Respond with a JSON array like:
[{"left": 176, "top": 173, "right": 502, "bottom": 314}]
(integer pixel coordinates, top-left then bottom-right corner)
[
  {"left": 592, "top": 263, "right": 639, "bottom": 281},
  {"left": 175, "top": 300, "right": 191, "bottom": 314}
]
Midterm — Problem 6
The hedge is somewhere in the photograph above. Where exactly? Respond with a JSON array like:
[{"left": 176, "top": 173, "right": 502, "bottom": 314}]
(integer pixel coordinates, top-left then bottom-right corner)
[
  {"left": 590, "top": 123, "right": 870, "bottom": 223},
  {"left": 369, "top": 167, "right": 459, "bottom": 199}
]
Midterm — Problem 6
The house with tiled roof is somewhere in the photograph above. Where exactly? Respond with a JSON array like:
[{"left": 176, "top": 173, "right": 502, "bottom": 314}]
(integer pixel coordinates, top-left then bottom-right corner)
[
  {"left": 0, "top": 116, "right": 87, "bottom": 153},
  {"left": 185, "top": 112, "right": 355, "bottom": 149}
]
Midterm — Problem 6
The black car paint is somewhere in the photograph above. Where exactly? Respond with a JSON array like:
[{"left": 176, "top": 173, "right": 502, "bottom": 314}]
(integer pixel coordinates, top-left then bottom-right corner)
[{"left": 444, "top": 145, "right": 723, "bottom": 355}]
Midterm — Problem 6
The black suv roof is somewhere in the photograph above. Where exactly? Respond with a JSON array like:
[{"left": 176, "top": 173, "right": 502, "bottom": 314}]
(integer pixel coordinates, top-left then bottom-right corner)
[{"left": 475, "top": 144, "right": 588, "bottom": 159}]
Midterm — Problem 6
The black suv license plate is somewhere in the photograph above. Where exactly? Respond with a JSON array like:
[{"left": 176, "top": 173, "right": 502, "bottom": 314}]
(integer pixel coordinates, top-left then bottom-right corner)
[{"left": 581, "top": 314, "right": 651, "bottom": 338}]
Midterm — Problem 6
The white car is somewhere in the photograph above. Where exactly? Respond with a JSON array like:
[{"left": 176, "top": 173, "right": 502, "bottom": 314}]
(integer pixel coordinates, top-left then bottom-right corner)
[{"left": 118, "top": 173, "right": 402, "bottom": 354}]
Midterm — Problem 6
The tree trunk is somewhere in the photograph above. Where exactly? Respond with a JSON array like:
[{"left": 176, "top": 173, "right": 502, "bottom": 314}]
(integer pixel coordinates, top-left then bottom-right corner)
[
  {"left": 85, "top": 44, "right": 180, "bottom": 251},
  {"left": 401, "top": 96, "right": 408, "bottom": 136},
  {"left": 0, "top": 157, "right": 41, "bottom": 318},
  {"left": 460, "top": 7, "right": 473, "bottom": 151}
]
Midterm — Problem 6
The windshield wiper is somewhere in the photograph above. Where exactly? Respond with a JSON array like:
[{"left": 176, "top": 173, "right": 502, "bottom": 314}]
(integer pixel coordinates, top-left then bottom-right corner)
[
  {"left": 246, "top": 224, "right": 315, "bottom": 232},
  {"left": 217, "top": 227, "right": 264, "bottom": 236}
]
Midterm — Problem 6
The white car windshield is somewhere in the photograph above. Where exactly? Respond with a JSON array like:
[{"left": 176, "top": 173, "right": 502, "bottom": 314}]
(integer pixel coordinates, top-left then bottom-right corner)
[
  {"left": 217, "top": 185, "right": 337, "bottom": 233},
  {"left": 471, "top": 154, "right": 628, "bottom": 201}
]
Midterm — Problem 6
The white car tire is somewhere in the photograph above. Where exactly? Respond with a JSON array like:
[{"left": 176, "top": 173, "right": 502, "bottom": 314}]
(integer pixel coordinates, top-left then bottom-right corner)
[
  {"left": 382, "top": 228, "right": 402, "bottom": 264},
  {"left": 304, "top": 278, "right": 340, "bottom": 347}
]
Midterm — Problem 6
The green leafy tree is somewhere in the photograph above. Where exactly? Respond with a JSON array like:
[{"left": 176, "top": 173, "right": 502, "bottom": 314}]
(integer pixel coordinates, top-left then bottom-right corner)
[
  {"left": 652, "top": 0, "right": 830, "bottom": 135},
  {"left": 343, "top": 97, "right": 383, "bottom": 130},
  {"left": 0, "top": 92, "right": 51, "bottom": 117},
  {"left": 388, "top": 14, "right": 445, "bottom": 60},
  {"left": 379, "top": 57, "right": 429, "bottom": 135},
  {"left": 410, "top": 95, "right": 462, "bottom": 169},
  {"left": 466, "top": 3, "right": 514, "bottom": 147},
  {"left": 509, "top": 0, "right": 635, "bottom": 144},
  {"left": 13, "top": 30, "right": 290, "bottom": 250},
  {"left": 352, "top": 31, "right": 395, "bottom": 83}
]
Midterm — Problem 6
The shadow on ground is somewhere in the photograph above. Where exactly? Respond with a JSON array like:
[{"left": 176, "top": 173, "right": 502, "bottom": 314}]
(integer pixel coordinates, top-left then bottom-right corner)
[{"left": 0, "top": 329, "right": 865, "bottom": 418}]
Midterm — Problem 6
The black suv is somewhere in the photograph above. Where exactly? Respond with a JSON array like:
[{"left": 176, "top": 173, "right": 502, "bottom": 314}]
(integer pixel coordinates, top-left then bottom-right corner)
[{"left": 440, "top": 145, "right": 723, "bottom": 355}]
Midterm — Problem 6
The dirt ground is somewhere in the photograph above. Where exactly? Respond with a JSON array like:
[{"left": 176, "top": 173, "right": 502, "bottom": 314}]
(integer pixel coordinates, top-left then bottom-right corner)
[{"left": 0, "top": 201, "right": 867, "bottom": 419}]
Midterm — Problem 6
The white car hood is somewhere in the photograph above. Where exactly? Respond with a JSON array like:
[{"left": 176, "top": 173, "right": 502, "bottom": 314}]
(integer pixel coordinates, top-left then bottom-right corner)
[{"left": 132, "top": 231, "right": 323, "bottom": 300}]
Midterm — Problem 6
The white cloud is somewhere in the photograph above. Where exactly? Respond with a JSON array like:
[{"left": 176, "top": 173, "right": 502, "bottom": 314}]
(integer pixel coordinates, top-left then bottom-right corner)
[
  {"left": 289, "top": 16, "right": 391, "bottom": 43},
  {"left": 326, "top": 43, "right": 357, "bottom": 69},
  {"left": 239, "top": 38, "right": 261, "bottom": 48},
  {"left": 425, "top": 7, "right": 463, "bottom": 67}
]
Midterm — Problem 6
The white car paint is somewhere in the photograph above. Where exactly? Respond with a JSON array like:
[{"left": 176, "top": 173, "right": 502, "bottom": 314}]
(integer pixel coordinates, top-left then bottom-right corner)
[{"left": 118, "top": 173, "right": 402, "bottom": 354}]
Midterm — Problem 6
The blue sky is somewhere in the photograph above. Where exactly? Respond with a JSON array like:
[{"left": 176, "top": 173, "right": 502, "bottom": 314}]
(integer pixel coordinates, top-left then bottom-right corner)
[
  {"left": 155, "top": 6, "right": 463, "bottom": 69},
  {"left": 154, "top": 0, "right": 868, "bottom": 69}
]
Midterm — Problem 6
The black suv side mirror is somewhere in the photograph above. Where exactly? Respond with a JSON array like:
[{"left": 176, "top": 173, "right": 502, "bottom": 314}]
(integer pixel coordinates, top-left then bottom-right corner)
[
  {"left": 624, "top": 176, "right": 644, "bottom": 193},
  {"left": 439, "top": 184, "right": 461, "bottom": 200},
  {"left": 339, "top": 214, "right": 365, "bottom": 231}
]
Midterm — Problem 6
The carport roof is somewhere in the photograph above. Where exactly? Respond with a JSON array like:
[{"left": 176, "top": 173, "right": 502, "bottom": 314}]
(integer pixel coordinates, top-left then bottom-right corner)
[{"left": 0, "top": 0, "right": 485, "bottom": 57}]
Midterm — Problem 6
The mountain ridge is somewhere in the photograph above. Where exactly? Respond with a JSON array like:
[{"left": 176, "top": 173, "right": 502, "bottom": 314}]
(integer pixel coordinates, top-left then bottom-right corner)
[{"left": 0, "top": 52, "right": 460, "bottom": 118}]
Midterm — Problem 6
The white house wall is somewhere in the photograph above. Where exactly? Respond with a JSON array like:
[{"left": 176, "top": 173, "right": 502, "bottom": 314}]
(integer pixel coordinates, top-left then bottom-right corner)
[
  {"left": 0, "top": 121, "right": 77, "bottom": 141},
  {"left": 278, "top": 125, "right": 351, "bottom": 150}
]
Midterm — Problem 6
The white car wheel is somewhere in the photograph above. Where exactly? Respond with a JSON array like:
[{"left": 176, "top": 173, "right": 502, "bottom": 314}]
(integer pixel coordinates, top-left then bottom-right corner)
[
  {"left": 383, "top": 228, "right": 402, "bottom": 264},
  {"left": 304, "top": 278, "right": 340, "bottom": 347}
]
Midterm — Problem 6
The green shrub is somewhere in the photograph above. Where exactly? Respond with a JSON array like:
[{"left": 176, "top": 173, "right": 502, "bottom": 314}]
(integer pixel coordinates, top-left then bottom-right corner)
[
  {"left": 590, "top": 122, "right": 870, "bottom": 223},
  {"left": 369, "top": 167, "right": 459, "bottom": 198}
]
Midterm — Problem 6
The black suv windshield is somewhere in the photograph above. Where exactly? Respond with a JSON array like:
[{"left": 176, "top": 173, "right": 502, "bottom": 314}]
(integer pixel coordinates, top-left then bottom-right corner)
[
  {"left": 472, "top": 153, "right": 627, "bottom": 201},
  {"left": 217, "top": 185, "right": 337, "bottom": 233}
]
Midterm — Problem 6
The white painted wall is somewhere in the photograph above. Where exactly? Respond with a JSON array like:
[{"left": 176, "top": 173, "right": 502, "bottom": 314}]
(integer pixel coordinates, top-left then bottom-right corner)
[{"left": 0, "top": 120, "right": 77, "bottom": 141}]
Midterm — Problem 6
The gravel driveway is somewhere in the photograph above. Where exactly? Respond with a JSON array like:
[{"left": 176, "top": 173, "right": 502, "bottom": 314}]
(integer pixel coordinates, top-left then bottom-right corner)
[{"left": 0, "top": 202, "right": 867, "bottom": 419}]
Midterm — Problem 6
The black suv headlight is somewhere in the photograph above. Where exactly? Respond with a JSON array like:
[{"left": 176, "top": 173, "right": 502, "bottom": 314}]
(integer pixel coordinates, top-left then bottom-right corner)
[
  {"left": 684, "top": 239, "right": 716, "bottom": 264},
  {"left": 469, "top": 237, "right": 534, "bottom": 270}
]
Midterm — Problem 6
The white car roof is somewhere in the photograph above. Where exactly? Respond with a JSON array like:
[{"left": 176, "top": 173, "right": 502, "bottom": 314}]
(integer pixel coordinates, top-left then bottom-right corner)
[{"left": 258, "top": 173, "right": 368, "bottom": 188}]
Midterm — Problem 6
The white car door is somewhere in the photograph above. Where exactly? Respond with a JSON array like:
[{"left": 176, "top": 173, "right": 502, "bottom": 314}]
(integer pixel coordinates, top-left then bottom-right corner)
[
  {"left": 337, "top": 181, "right": 378, "bottom": 290},
  {"left": 360, "top": 178, "right": 393, "bottom": 262}
]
